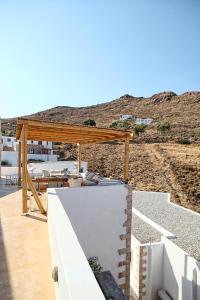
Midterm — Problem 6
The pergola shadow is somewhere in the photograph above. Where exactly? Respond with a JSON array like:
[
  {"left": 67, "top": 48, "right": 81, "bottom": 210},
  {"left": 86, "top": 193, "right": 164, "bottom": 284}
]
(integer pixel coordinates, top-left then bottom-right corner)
[{"left": 0, "top": 184, "right": 21, "bottom": 198}]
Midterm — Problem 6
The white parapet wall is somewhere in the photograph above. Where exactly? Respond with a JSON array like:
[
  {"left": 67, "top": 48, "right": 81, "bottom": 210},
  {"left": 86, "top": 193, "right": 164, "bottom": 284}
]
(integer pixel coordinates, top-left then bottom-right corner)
[
  {"left": 162, "top": 236, "right": 200, "bottom": 300},
  {"left": 131, "top": 189, "right": 200, "bottom": 300},
  {"left": 47, "top": 184, "right": 129, "bottom": 297},
  {"left": 47, "top": 186, "right": 127, "bottom": 283},
  {"left": 29, "top": 160, "right": 87, "bottom": 174},
  {"left": 47, "top": 191, "right": 105, "bottom": 300},
  {"left": 130, "top": 236, "right": 163, "bottom": 300},
  {"left": 2, "top": 151, "right": 58, "bottom": 166}
]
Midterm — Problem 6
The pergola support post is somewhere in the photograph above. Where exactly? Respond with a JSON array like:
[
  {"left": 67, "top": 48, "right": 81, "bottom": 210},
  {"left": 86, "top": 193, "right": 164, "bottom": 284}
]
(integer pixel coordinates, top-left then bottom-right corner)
[
  {"left": 27, "top": 172, "right": 46, "bottom": 214},
  {"left": 77, "top": 143, "right": 82, "bottom": 172},
  {"left": 18, "top": 141, "right": 21, "bottom": 186},
  {"left": 123, "top": 138, "right": 129, "bottom": 182},
  {"left": 21, "top": 125, "right": 28, "bottom": 214}
]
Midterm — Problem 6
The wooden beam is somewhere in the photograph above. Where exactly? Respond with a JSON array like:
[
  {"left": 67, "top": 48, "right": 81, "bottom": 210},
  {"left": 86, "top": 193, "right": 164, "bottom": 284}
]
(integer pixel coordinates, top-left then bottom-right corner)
[
  {"left": 77, "top": 143, "right": 82, "bottom": 172},
  {"left": 24, "top": 134, "right": 124, "bottom": 144},
  {"left": 123, "top": 138, "right": 129, "bottom": 181},
  {"left": 26, "top": 131, "right": 121, "bottom": 141},
  {"left": 27, "top": 172, "right": 46, "bottom": 214},
  {"left": 17, "top": 118, "right": 133, "bottom": 135},
  {"left": 18, "top": 141, "right": 21, "bottom": 186},
  {"left": 21, "top": 125, "right": 28, "bottom": 214},
  {"left": 16, "top": 118, "right": 133, "bottom": 141},
  {"left": 29, "top": 127, "right": 120, "bottom": 139}
]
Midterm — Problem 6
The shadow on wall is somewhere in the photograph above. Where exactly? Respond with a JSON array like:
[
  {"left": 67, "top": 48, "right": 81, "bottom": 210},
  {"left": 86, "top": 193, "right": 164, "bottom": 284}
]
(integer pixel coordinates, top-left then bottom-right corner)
[
  {"left": 182, "top": 255, "right": 200, "bottom": 300},
  {"left": 163, "top": 247, "right": 179, "bottom": 300},
  {"left": 0, "top": 219, "right": 13, "bottom": 299}
]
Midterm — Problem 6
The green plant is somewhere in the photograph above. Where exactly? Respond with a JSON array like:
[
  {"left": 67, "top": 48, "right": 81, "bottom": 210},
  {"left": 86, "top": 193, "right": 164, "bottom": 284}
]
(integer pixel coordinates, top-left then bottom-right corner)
[
  {"left": 157, "top": 122, "right": 171, "bottom": 134},
  {"left": 82, "top": 119, "right": 96, "bottom": 126},
  {"left": 177, "top": 139, "right": 191, "bottom": 145},
  {"left": 109, "top": 121, "right": 119, "bottom": 128},
  {"left": 121, "top": 121, "right": 131, "bottom": 129},
  {"left": 27, "top": 159, "right": 44, "bottom": 163},
  {"left": 1, "top": 160, "right": 10, "bottom": 166},
  {"left": 2, "top": 129, "right": 8, "bottom": 135},
  {"left": 134, "top": 124, "right": 147, "bottom": 136},
  {"left": 88, "top": 256, "right": 103, "bottom": 274}
]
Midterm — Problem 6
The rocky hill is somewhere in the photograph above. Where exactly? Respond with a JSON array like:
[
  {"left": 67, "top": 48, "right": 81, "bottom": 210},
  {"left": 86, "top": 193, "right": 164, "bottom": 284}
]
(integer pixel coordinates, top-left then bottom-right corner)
[
  {"left": 2, "top": 91, "right": 200, "bottom": 142},
  {"left": 1, "top": 91, "right": 200, "bottom": 211}
]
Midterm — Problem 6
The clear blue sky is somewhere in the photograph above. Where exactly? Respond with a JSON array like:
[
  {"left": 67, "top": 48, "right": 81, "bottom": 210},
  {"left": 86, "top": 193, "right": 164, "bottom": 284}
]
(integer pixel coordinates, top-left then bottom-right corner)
[{"left": 0, "top": 0, "right": 199, "bottom": 118}]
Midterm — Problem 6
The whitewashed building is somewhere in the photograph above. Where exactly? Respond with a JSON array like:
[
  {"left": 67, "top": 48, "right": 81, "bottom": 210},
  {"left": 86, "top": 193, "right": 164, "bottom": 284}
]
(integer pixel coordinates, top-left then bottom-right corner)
[
  {"left": 135, "top": 118, "right": 153, "bottom": 125},
  {"left": 1, "top": 136, "right": 58, "bottom": 166},
  {"left": 1, "top": 136, "right": 16, "bottom": 150},
  {"left": 120, "top": 115, "right": 133, "bottom": 121}
]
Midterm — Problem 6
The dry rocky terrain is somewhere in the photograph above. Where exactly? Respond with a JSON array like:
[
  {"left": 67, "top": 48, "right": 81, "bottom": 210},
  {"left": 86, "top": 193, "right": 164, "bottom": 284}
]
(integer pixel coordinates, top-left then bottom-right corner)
[
  {"left": 2, "top": 91, "right": 200, "bottom": 142},
  {"left": 80, "top": 143, "right": 200, "bottom": 213},
  {"left": 2, "top": 91, "right": 200, "bottom": 212}
]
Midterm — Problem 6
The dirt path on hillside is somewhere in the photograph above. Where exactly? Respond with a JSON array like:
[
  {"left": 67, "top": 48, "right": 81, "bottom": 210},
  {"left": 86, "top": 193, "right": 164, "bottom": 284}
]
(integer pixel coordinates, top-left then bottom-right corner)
[{"left": 144, "top": 144, "right": 188, "bottom": 206}]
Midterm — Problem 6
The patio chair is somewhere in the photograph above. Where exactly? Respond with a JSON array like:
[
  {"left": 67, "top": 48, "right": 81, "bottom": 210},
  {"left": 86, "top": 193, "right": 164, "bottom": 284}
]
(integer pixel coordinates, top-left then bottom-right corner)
[{"left": 42, "top": 170, "right": 51, "bottom": 177}]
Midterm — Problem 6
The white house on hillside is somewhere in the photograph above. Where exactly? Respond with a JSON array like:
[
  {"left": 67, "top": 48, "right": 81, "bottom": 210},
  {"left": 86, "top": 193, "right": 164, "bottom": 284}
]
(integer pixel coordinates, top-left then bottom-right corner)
[
  {"left": 1, "top": 136, "right": 58, "bottom": 166},
  {"left": 120, "top": 115, "right": 133, "bottom": 121},
  {"left": 2, "top": 136, "right": 53, "bottom": 154},
  {"left": 1, "top": 136, "right": 16, "bottom": 149},
  {"left": 135, "top": 118, "right": 153, "bottom": 125}
]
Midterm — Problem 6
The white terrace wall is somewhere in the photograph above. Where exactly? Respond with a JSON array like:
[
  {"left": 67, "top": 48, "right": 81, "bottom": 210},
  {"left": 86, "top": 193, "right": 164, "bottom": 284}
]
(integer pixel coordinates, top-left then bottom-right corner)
[
  {"left": 130, "top": 237, "right": 163, "bottom": 300},
  {"left": 47, "top": 185, "right": 129, "bottom": 287},
  {"left": 47, "top": 190, "right": 105, "bottom": 300},
  {"left": 131, "top": 236, "right": 200, "bottom": 300},
  {"left": 1, "top": 167, "right": 18, "bottom": 176},
  {"left": 2, "top": 151, "right": 18, "bottom": 166},
  {"left": 30, "top": 160, "right": 87, "bottom": 174},
  {"left": 162, "top": 236, "right": 200, "bottom": 300},
  {"left": 2, "top": 151, "right": 58, "bottom": 166}
]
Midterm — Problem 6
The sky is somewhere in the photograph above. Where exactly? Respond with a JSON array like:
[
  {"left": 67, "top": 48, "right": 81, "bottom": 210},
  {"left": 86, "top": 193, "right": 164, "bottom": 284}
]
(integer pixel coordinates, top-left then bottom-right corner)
[{"left": 0, "top": 0, "right": 200, "bottom": 118}]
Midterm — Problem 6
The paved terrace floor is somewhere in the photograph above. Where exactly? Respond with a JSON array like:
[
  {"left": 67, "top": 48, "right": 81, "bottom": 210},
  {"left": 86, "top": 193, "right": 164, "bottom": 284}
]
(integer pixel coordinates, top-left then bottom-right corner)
[{"left": 0, "top": 184, "right": 55, "bottom": 300}]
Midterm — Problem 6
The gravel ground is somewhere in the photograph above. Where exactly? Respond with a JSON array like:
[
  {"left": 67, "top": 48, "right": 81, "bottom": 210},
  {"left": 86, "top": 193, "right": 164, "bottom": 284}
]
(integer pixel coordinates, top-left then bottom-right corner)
[
  {"left": 133, "top": 193, "right": 200, "bottom": 260},
  {"left": 132, "top": 213, "right": 161, "bottom": 243}
]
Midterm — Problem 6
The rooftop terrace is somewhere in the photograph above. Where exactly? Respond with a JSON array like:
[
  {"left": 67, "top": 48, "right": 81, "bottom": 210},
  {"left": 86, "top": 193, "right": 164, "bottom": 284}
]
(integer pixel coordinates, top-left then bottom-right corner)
[{"left": 0, "top": 186, "right": 55, "bottom": 300}]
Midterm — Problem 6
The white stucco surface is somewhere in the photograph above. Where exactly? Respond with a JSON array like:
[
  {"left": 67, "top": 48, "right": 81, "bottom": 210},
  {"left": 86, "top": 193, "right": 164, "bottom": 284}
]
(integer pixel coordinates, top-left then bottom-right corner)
[
  {"left": 55, "top": 186, "right": 127, "bottom": 283},
  {"left": 47, "top": 190, "right": 105, "bottom": 300},
  {"left": 132, "top": 190, "right": 200, "bottom": 300},
  {"left": 29, "top": 160, "right": 87, "bottom": 174},
  {"left": 2, "top": 151, "right": 58, "bottom": 166},
  {"left": 47, "top": 185, "right": 128, "bottom": 286},
  {"left": 162, "top": 236, "right": 200, "bottom": 300}
]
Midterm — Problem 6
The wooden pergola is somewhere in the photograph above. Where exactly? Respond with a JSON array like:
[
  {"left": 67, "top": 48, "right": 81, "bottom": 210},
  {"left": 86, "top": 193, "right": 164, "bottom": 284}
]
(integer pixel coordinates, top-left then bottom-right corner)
[{"left": 16, "top": 118, "right": 133, "bottom": 215}]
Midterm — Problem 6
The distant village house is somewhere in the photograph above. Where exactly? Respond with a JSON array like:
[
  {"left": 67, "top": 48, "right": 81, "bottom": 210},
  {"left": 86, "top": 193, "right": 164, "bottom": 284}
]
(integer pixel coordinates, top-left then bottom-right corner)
[
  {"left": 120, "top": 114, "right": 134, "bottom": 121},
  {"left": 119, "top": 115, "right": 153, "bottom": 125},
  {"left": 1, "top": 136, "right": 57, "bottom": 166},
  {"left": 135, "top": 117, "right": 153, "bottom": 125},
  {"left": 1, "top": 136, "right": 53, "bottom": 155}
]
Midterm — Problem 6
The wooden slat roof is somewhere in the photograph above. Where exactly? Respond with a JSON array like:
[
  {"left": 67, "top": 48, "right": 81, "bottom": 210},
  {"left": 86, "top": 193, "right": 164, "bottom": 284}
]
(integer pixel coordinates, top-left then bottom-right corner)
[{"left": 16, "top": 118, "right": 133, "bottom": 144}]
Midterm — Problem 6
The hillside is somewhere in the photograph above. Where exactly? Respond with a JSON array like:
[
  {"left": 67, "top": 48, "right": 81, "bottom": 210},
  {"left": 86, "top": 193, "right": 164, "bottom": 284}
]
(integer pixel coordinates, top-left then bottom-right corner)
[
  {"left": 2, "top": 91, "right": 200, "bottom": 142},
  {"left": 80, "top": 143, "right": 200, "bottom": 213},
  {"left": 1, "top": 91, "right": 200, "bottom": 212}
]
